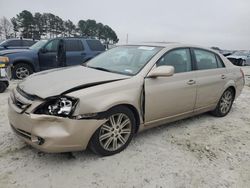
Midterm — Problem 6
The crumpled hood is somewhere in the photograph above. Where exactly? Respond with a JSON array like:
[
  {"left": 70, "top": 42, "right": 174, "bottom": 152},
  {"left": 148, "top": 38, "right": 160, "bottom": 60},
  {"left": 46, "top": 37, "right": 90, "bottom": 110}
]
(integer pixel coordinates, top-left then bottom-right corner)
[
  {"left": 0, "top": 49, "right": 31, "bottom": 56},
  {"left": 18, "top": 66, "right": 130, "bottom": 99},
  {"left": 227, "top": 55, "right": 247, "bottom": 60}
]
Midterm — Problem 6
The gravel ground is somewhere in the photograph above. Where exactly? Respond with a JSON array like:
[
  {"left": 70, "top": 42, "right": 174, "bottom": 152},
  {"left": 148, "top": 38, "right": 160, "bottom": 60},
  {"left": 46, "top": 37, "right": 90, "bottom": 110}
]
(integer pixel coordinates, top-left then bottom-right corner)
[{"left": 0, "top": 71, "right": 250, "bottom": 188}]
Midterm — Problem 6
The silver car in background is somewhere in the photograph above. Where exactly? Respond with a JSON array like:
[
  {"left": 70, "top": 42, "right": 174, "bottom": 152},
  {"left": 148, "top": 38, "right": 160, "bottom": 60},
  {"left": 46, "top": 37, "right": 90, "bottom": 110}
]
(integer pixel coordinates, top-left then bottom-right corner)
[{"left": 8, "top": 43, "right": 244, "bottom": 156}]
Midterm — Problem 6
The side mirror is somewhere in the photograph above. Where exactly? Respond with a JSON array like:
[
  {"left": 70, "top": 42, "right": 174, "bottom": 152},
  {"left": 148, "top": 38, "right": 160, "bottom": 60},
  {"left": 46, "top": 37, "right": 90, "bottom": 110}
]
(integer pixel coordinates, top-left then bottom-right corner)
[{"left": 147, "top": 66, "right": 174, "bottom": 78}]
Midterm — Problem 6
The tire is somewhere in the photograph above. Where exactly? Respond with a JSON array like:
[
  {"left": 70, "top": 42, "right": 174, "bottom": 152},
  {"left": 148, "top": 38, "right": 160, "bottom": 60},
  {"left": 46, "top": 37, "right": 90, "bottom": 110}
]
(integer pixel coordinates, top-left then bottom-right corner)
[
  {"left": 0, "top": 82, "right": 7, "bottom": 93},
  {"left": 211, "top": 88, "right": 235, "bottom": 117},
  {"left": 13, "top": 63, "right": 33, "bottom": 79},
  {"left": 89, "top": 106, "right": 136, "bottom": 156}
]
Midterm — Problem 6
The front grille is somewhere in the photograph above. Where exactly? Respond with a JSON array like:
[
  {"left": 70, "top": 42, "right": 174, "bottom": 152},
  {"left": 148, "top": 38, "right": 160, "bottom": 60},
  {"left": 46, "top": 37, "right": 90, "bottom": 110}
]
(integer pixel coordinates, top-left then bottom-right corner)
[
  {"left": 17, "top": 86, "right": 40, "bottom": 101},
  {"left": 10, "top": 92, "right": 31, "bottom": 112},
  {"left": 11, "top": 124, "right": 31, "bottom": 140},
  {"left": 15, "top": 99, "right": 27, "bottom": 109},
  {"left": 10, "top": 87, "right": 34, "bottom": 113}
]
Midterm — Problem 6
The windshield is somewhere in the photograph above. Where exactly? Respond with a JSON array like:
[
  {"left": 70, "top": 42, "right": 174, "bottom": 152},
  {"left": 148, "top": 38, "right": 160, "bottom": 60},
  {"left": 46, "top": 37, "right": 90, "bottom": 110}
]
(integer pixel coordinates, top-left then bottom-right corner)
[
  {"left": 29, "top": 40, "right": 48, "bottom": 50},
  {"left": 86, "top": 46, "right": 162, "bottom": 75},
  {"left": 233, "top": 51, "right": 250, "bottom": 56}
]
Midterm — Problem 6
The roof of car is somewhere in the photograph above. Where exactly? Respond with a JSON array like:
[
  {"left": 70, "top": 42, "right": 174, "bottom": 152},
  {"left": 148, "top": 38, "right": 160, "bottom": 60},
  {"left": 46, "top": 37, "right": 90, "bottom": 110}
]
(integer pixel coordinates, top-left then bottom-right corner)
[
  {"left": 137, "top": 42, "right": 181, "bottom": 47},
  {"left": 6, "top": 38, "right": 36, "bottom": 41},
  {"left": 124, "top": 42, "right": 219, "bottom": 53},
  {"left": 53, "top": 37, "right": 100, "bottom": 40}
]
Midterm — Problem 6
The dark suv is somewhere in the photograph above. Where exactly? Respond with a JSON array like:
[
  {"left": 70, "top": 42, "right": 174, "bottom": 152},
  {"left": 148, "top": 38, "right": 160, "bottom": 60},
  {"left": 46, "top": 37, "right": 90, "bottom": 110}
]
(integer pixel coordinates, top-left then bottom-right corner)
[
  {"left": 0, "top": 38, "right": 105, "bottom": 79},
  {"left": 0, "top": 39, "right": 37, "bottom": 51}
]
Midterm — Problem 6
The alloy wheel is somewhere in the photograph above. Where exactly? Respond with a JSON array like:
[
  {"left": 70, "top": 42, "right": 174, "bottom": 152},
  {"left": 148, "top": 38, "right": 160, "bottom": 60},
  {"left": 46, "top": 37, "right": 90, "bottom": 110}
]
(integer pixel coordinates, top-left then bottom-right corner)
[
  {"left": 16, "top": 67, "right": 30, "bottom": 79},
  {"left": 99, "top": 113, "right": 132, "bottom": 152},
  {"left": 219, "top": 90, "right": 233, "bottom": 114}
]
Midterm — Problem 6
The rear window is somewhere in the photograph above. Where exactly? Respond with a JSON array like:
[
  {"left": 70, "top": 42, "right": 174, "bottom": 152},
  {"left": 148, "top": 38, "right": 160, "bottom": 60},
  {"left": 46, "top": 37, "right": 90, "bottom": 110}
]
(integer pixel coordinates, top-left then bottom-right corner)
[
  {"left": 86, "top": 40, "right": 105, "bottom": 51},
  {"left": 65, "top": 40, "right": 84, "bottom": 51}
]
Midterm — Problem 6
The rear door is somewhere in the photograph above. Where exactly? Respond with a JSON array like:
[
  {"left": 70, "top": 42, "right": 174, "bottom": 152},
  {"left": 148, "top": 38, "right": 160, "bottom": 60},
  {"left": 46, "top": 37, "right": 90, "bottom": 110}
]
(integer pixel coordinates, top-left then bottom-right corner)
[
  {"left": 65, "top": 39, "right": 86, "bottom": 66},
  {"left": 144, "top": 48, "right": 197, "bottom": 124},
  {"left": 192, "top": 48, "right": 228, "bottom": 109}
]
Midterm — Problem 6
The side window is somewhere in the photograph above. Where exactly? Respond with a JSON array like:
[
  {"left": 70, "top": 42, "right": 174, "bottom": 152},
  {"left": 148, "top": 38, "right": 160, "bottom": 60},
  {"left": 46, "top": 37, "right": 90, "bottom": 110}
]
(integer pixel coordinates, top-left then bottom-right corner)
[
  {"left": 216, "top": 55, "right": 225, "bottom": 68},
  {"left": 65, "top": 40, "right": 84, "bottom": 51},
  {"left": 5, "top": 40, "right": 22, "bottom": 47},
  {"left": 44, "top": 39, "right": 59, "bottom": 52},
  {"left": 23, "top": 40, "right": 36, "bottom": 47},
  {"left": 194, "top": 49, "right": 218, "bottom": 70},
  {"left": 156, "top": 48, "right": 192, "bottom": 73},
  {"left": 86, "top": 40, "right": 105, "bottom": 51}
]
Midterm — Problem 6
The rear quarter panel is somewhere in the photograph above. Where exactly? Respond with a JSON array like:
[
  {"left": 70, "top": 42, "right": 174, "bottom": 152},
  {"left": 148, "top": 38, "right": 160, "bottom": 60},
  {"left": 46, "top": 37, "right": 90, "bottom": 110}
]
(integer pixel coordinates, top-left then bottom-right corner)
[
  {"left": 225, "top": 65, "right": 244, "bottom": 98},
  {"left": 241, "top": 66, "right": 250, "bottom": 86}
]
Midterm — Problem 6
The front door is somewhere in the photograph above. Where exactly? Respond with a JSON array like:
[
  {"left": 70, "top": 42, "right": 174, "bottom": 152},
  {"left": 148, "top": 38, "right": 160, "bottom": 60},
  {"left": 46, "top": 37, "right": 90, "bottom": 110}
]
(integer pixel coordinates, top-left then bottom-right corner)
[
  {"left": 144, "top": 48, "right": 197, "bottom": 125},
  {"left": 38, "top": 39, "right": 60, "bottom": 70}
]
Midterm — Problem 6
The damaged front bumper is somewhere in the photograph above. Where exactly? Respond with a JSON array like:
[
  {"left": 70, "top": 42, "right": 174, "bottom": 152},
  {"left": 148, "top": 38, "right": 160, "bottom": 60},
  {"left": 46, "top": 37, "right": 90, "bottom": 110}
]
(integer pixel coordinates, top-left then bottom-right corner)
[{"left": 8, "top": 89, "right": 106, "bottom": 153}]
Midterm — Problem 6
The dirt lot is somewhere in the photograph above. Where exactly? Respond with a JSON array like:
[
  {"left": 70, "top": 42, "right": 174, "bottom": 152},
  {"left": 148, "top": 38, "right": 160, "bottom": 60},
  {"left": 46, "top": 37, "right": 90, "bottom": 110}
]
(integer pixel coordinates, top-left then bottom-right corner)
[{"left": 0, "top": 71, "right": 250, "bottom": 188}]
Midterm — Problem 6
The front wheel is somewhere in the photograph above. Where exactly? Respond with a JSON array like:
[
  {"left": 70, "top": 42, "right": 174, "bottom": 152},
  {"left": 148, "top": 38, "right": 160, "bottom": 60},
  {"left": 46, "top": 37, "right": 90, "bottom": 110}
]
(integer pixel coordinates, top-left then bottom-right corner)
[
  {"left": 89, "top": 106, "right": 136, "bottom": 156},
  {"left": 211, "top": 88, "right": 235, "bottom": 117},
  {"left": 13, "top": 63, "right": 33, "bottom": 79}
]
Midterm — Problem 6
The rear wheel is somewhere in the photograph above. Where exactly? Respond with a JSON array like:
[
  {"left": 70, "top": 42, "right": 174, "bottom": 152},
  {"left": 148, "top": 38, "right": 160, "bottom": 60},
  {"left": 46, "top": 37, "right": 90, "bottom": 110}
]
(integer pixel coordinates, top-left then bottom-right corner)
[
  {"left": 211, "top": 88, "right": 235, "bottom": 117},
  {"left": 0, "top": 82, "right": 7, "bottom": 93},
  {"left": 89, "top": 106, "right": 135, "bottom": 156},
  {"left": 13, "top": 63, "right": 33, "bottom": 79}
]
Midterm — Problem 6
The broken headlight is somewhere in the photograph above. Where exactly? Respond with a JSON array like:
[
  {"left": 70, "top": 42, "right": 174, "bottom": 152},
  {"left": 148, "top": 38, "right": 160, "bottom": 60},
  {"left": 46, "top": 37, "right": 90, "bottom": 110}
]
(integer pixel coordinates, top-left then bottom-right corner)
[{"left": 34, "top": 96, "right": 79, "bottom": 117}]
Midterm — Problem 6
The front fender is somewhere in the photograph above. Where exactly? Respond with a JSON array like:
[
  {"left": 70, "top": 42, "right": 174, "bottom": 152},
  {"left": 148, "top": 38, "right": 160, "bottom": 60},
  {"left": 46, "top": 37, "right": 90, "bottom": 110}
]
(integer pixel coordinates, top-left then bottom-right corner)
[
  {"left": 8, "top": 53, "right": 39, "bottom": 72},
  {"left": 69, "top": 78, "right": 143, "bottom": 121}
]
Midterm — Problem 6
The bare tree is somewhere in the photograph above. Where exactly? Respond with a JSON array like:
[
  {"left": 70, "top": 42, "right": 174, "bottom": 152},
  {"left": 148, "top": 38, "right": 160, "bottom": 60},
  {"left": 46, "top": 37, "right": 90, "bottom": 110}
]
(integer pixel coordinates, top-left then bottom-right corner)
[{"left": 0, "top": 17, "right": 13, "bottom": 39}]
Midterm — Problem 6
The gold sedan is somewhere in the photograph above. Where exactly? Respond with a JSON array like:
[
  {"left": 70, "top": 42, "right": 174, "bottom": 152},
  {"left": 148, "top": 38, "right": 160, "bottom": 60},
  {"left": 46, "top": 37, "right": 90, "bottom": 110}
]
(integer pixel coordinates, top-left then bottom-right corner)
[{"left": 8, "top": 43, "right": 244, "bottom": 156}]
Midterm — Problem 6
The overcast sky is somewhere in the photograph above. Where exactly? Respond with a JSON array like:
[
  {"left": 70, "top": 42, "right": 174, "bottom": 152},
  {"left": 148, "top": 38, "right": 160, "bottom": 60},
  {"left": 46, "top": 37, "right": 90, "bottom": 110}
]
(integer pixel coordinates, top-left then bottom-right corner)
[{"left": 0, "top": 0, "right": 249, "bottom": 49}]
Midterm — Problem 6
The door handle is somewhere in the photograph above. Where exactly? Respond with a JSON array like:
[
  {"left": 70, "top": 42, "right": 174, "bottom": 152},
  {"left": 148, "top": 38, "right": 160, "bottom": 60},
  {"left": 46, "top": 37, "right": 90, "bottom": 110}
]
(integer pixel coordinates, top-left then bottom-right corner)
[
  {"left": 187, "top": 80, "right": 196, "bottom": 85},
  {"left": 221, "top": 75, "right": 227, "bottom": 79},
  {"left": 81, "top": 52, "right": 86, "bottom": 56}
]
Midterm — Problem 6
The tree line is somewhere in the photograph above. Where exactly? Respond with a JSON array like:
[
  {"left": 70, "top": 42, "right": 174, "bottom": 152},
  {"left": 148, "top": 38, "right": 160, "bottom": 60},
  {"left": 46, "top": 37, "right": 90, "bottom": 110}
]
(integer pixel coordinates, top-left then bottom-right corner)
[{"left": 0, "top": 10, "right": 119, "bottom": 44}]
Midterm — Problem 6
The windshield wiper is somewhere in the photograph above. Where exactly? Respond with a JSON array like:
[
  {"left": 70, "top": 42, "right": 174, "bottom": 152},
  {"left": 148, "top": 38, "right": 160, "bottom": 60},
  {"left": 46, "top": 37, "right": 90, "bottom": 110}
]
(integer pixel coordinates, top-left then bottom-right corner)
[{"left": 87, "top": 66, "right": 112, "bottom": 73}]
